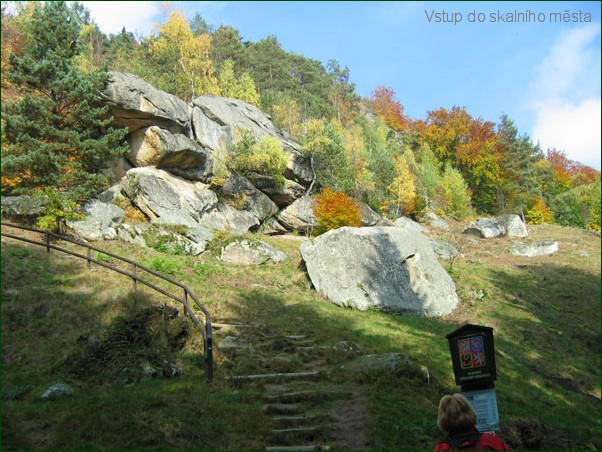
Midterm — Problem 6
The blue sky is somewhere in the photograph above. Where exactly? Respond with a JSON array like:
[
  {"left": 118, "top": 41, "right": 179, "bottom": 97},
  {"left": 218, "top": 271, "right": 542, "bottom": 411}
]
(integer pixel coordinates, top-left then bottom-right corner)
[{"left": 81, "top": 1, "right": 601, "bottom": 170}]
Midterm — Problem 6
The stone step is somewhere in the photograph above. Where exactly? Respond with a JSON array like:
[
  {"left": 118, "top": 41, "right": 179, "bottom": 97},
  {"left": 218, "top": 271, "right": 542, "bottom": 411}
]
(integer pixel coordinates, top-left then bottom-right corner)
[
  {"left": 271, "top": 414, "right": 334, "bottom": 428},
  {"left": 266, "top": 390, "right": 349, "bottom": 404},
  {"left": 263, "top": 403, "right": 304, "bottom": 416},
  {"left": 268, "top": 425, "right": 333, "bottom": 447},
  {"left": 227, "top": 370, "right": 323, "bottom": 383},
  {"left": 265, "top": 445, "right": 329, "bottom": 451}
]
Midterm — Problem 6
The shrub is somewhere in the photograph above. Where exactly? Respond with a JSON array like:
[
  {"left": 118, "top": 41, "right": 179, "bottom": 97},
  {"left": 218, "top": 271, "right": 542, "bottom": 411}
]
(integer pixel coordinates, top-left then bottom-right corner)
[
  {"left": 146, "top": 256, "right": 182, "bottom": 276},
  {"left": 524, "top": 197, "right": 553, "bottom": 225},
  {"left": 314, "top": 188, "right": 362, "bottom": 234},
  {"left": 551, "top": 182, "right": 601, "bottom": 230},
  {"left": 34, "top": 187, "right": 84, "bottom": 234}
]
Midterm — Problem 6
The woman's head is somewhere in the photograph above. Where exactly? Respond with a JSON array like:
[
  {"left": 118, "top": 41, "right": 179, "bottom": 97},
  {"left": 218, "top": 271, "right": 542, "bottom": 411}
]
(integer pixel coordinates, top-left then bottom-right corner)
[{"left": 437, "top": 394, "right": 477, "bottom": 433}]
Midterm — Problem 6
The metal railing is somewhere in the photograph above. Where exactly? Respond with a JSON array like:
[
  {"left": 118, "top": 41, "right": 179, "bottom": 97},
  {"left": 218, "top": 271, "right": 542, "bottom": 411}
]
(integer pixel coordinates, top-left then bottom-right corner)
[{"left": 1, "top": 221, "right": 213, "bottom": 381}]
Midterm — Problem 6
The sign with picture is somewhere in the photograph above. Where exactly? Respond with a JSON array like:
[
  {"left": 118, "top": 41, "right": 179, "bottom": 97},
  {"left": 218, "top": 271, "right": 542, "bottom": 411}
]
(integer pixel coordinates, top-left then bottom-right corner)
[{"left": 446, "top": 324, "right": 497, "bottom": 387}]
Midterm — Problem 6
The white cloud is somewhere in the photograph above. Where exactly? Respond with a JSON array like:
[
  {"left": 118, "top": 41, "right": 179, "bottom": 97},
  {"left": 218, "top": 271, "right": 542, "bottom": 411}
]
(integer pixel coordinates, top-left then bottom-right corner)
[
  {"left": 529, "top": 23, "right": 601, "bottom": 170},
  {"left": 533, "top": 99, "right": 601, "bottom": 170},
  {"left": 80, "top": 1, "right": 161, "bottom": 36}
]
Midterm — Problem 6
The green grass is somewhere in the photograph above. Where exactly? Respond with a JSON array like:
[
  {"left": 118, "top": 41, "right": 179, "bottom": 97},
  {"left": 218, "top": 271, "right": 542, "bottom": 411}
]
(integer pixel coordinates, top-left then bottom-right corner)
[{"left": 1, "top": 223, "right": 600, "bottom": 450}]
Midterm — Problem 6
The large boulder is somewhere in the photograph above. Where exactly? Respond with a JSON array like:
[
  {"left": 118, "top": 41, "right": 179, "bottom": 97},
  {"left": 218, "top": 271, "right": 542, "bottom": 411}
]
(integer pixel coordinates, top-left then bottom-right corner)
[
  {"left": 128, "top": 126, "right": 213, "bottom": 183},
  {"left": 394, "top": 216, "right": 427, "bottom": 233},
  {"left": 463, "top": 215, "right": 528, "bottom": 239},
  {"left": 191, "top": 96, "right": 313, "bottom": 186},
  {"left": 497, "top": 214, "right": 528, "bottom": 238},
  {"left": 100, "top": 72, "right": 190, "bottom": 134},
  {"left": 463, "top": 217, "right": 505, "bottom": 239},
  {"left": 300, "top": 227, "right": 459, "bottom": 317}
]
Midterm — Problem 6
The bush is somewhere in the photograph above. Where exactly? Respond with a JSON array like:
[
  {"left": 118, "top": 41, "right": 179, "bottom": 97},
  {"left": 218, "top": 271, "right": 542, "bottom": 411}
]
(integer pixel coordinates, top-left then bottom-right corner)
[
  {"left": 314, "top": 188, "right": 362, "bottom": 234},
  {"left": 230, "top": 129, "right": 288, "bottom": 188}
]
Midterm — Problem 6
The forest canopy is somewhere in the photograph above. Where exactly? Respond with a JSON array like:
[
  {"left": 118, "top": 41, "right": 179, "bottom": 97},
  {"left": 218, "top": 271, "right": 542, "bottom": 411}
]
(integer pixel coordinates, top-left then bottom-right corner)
[{"left": 1, "top": 1, "right": 600, "bottom": 230}]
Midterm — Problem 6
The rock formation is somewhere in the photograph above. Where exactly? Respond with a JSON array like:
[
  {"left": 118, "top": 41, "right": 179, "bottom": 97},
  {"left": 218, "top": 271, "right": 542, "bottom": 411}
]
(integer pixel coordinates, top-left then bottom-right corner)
[{"left": 67, "top": 72, "right": 320, "bottom": 243}]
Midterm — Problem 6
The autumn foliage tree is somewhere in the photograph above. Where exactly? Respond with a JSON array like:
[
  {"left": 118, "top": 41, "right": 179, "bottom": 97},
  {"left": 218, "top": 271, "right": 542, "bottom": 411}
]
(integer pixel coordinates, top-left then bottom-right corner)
[
  {"left": 314, "top": 188, "right": 362, "bottom": 234},
  {"left": 149, "top": 10, "right": 219, "bottom": 101},
  {"left": 370, "top": 86, "right": 410, "bottom": 131},
  {"left": 415, "top": 107, "right": 502, "bottom": 213},
  {"left": 386, "top": 150, "right": 416, "bottom": 217}
]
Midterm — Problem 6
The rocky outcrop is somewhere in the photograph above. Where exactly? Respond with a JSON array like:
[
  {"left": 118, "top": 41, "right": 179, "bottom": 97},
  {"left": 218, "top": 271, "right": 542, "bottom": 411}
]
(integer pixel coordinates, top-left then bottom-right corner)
[
  {"left": 510, "top": 240, "right": 559, "bottom": 257},
  {"left": 420, "top": 211, "right": 450, "bottom": 231},
  {"left": 116, "top": 167, "right": 260, "bottom": 234},
  {"left": 67, "top": 200, "right": 124, "bottom": 241},
  {"left": 128, "top": 126, "right": 213, "bottom": 183},
  {"left": 95, "top": 73, "right": 317, "bottom": 238},
  {"left": 1, "top": 196, "right": 48, "bottom": 221},
  {"left": 191, "top": 95, "right": 313, "bottom": 186},
  {"left": 340, "top": 353, "right": 429, "bottom": 383},
  {"left": 277, "top": 196, "right": 317, "bottom": 232},
  {"left": 358, "top": 202, "right": 381, "bottom": 227},
  {"left": 217, "top": 172, "right": 278, "bottom": 221},
  {"left": 245, "top": 172, "right": 306, "bottom": 207},
  {"left": 219, "top": 238, "right": 287, "bottom": 265},
  {"left": 300, "top": 227, "right": 459, "bottom": 317},
  {"left": 100, "top": 72, "right": 190, "bottom": 134}
]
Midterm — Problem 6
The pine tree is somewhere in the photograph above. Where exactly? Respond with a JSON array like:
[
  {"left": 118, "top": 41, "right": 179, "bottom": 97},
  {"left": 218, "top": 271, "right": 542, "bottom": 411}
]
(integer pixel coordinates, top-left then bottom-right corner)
[
  {"left": 497, "top": 114, "right": 545, "bottom": 215},
  {"left": 1, "top": 1, "right": 128, "bottom": 203}
]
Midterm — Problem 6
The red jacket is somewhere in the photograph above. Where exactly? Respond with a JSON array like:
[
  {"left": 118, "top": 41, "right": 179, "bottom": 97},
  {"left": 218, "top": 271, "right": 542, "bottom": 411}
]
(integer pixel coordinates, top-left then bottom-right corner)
[{"left": 435, "top": 428, "right": 510, "bottom": 450}]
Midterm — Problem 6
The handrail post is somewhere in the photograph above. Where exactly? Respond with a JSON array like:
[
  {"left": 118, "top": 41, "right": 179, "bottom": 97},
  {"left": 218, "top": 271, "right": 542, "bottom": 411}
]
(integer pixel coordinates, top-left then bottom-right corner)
[
  {"left": 46, "top": 232, "right": 51, "bottom": 253},
  {"left": 183, "top": 289, "right": 189, "bottom": 318},
  {"left": 87, "top": 247, "right": 91, "bottom": 270},
  {"left": 206, "top": 335, "right": 213, "bottom": 382},
  {"left": 132, "top": 263, "right": 137, "bottom": 292}
]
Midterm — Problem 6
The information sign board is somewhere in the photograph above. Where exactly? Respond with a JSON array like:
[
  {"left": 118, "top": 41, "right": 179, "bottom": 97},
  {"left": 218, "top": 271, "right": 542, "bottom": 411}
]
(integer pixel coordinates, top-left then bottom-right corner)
[{"left": 462, "top": 387, "right": 501, "bottom": 432}]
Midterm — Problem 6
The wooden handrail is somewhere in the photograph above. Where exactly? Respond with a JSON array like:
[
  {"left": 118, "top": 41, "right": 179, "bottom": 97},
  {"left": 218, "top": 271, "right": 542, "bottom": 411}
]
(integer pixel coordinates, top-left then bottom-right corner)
[{"left": 1, "top": 221, "right": 213, "bottom": 381}]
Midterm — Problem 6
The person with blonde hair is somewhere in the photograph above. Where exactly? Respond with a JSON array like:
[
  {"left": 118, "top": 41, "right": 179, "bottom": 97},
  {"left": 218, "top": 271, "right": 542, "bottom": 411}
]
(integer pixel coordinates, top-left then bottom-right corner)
[{"left": 434, "top": 394, "right": 509, "bottom": 450}]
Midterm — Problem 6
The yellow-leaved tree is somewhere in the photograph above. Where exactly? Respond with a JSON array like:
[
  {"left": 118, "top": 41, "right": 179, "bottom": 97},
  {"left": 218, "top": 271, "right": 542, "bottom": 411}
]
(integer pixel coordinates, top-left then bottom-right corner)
[
  {"left": 386, "top": 150, "right": 417, "bottom": 217},
  {"left": 218, "top": 59, "right": 260, "bottom": 106},
  {"left": 150, "top": 10, "right": 219, "bottom": 101}
]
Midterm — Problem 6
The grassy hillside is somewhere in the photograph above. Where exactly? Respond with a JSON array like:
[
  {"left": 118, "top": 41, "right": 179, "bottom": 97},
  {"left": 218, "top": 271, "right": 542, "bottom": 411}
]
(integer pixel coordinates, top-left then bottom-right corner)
[{"left": 1, "top": 222, "right": 600, "bottom": 450}]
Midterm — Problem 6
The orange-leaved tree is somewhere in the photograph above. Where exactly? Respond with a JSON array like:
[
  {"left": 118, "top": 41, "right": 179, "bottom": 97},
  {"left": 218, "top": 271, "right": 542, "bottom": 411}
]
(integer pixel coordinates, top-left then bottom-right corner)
[
  {"left": 370, "top": 86, "right": 410, "bottom": 132},
  {"left": 314, "top": 188, "right": 362, "bottom": 234}
]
